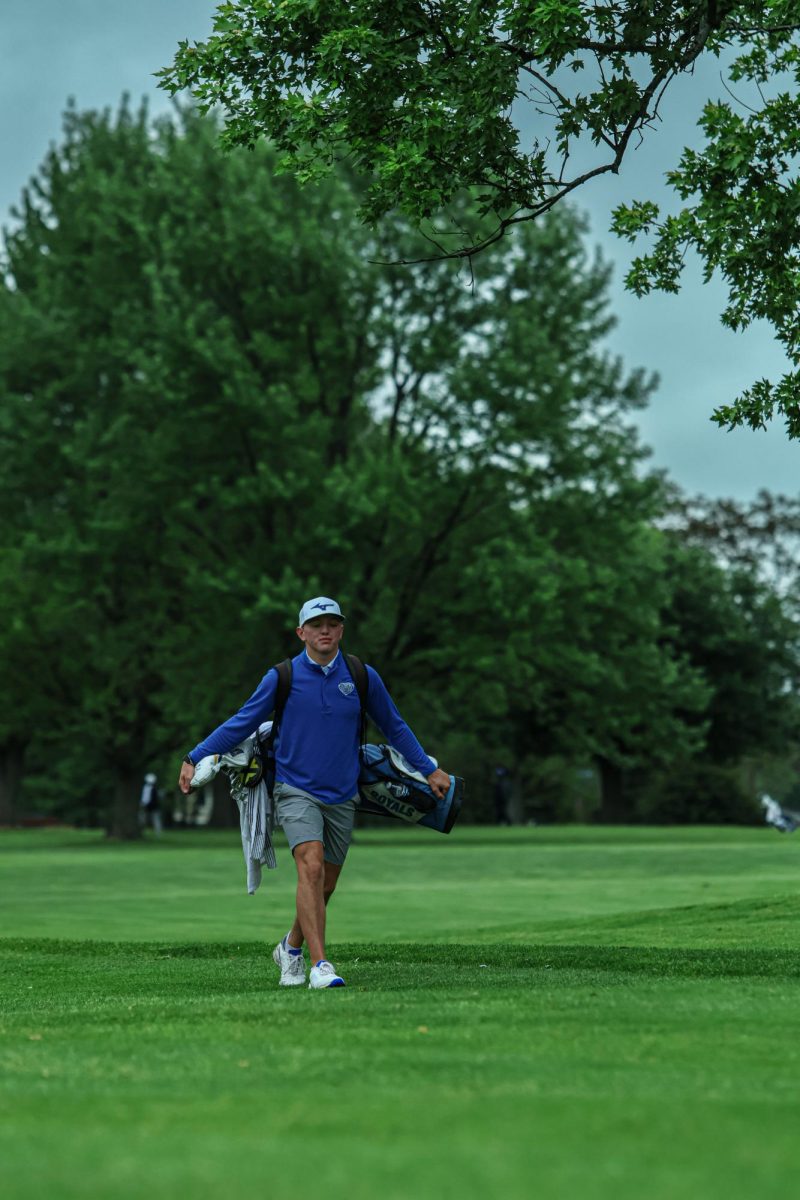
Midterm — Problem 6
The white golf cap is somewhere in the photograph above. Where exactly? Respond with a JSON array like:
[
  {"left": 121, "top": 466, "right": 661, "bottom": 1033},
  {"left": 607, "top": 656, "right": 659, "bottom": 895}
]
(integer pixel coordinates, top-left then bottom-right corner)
[{"left": 298, "top": 596, "right": 345, "bottom": 626}]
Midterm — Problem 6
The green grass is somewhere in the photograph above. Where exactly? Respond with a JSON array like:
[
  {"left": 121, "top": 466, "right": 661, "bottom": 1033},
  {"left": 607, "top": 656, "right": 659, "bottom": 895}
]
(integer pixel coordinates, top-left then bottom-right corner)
[{"left": 1, "top": 824, "right": 799, "bottom": 1199}]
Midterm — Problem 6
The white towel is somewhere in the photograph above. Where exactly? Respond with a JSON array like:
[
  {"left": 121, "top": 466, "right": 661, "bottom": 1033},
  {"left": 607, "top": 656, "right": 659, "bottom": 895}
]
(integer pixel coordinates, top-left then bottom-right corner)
[
  {"left": 192, "top": 729, "right": 278, "bottom": 892},
  {"left": 234, "top": 777, "right": 277, "bottom": 894}
]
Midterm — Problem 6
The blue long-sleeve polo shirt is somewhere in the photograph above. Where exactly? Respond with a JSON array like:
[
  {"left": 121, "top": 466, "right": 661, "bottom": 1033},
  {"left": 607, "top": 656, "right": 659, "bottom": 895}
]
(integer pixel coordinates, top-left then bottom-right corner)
[{"left": 188, "top": 651, "right": 437, "bottom": 805}]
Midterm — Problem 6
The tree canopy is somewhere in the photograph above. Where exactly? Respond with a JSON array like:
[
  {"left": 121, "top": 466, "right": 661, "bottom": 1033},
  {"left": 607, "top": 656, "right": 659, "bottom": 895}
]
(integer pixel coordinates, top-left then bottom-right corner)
[
  {"left": 2, "top": 101, "right": 798, "bottom": 832},
  {"left": 160, "top": 1, "right": 800, "bottom": 435}
]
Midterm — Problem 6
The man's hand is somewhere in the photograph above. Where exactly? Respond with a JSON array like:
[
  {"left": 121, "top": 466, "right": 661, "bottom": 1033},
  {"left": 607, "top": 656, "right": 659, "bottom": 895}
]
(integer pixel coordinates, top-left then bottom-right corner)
[
  {"left": 427, "top": 768, "right": 451, "bottom": 800},
  {"left": 178, "top": 761, "right": 195, "bottom": 795}
]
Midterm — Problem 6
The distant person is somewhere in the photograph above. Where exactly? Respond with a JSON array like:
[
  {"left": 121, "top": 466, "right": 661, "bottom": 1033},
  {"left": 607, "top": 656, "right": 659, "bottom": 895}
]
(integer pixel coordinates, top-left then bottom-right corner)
[
  {"left": 493, "top": 765, "right": 512, "bottom": 825},
  {"left": 762, "top": 794, "right": 800, "bottom": 833},
  {"left": 139, "top": 772, "right": 163, "bottom": 836},
  {"left": 178, "top": 596, "right": 450, "bottom": 990}
]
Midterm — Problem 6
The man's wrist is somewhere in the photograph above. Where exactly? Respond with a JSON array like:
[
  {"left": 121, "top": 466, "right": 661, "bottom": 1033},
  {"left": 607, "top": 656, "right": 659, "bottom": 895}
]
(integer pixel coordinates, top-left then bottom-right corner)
[{"left": 183, "top": 755, "right": 195, "bottom": 766}]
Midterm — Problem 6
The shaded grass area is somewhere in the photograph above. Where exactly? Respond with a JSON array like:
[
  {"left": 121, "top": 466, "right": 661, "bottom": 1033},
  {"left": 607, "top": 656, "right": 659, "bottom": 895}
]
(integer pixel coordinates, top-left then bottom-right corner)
[
  {"left": 2, "top": 824, "right": 799, "bottom": 947},
  {"left": 3, "top": 936, "right": 800, "bottom": 980},
  {"left": 1, "top": 826, "right": 799, "bottom": 1199}
]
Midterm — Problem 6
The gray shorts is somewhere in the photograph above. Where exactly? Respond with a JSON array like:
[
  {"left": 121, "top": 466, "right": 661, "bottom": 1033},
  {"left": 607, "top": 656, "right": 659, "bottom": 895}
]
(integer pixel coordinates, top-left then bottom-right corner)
[{"left": 273, "top": 782, "right": 357, "bottom": 866}]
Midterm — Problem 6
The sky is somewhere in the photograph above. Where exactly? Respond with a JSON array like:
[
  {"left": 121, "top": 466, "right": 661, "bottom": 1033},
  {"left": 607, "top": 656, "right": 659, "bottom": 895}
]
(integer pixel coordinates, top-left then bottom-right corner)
[{"left": 2, "top": 1, "right": 797, "bottom": 502}]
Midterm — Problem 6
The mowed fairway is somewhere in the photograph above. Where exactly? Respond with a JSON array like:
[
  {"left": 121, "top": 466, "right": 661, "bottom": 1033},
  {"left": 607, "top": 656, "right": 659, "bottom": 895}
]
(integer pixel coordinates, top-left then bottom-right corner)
[{"left": 1, "top": 825, "right": 799, "bottom": 1200}]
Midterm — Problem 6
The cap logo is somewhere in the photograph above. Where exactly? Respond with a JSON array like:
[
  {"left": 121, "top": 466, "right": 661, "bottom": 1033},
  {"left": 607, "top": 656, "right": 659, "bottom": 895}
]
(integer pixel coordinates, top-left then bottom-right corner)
[
  {"left": 338, "top": 682, "right": 355, "bottom": 696},
  {"left": 313, "top": 602, "right": 335, "bottom": 611}
]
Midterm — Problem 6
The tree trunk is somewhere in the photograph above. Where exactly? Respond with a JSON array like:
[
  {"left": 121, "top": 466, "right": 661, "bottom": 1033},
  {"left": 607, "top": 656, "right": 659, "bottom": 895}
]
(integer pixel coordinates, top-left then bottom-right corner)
[
  {"left": 207, "top": 774, "right": 237, "bottom": 828},
  {"left": 106, "top": 771, "right": 142, "bottom": 840},
  {"left": 507, "top": 771, "right": 525, "bottom": 825},
  {"left": 0, "top": 740, "right": 25, "bottom": 826},
  {"left": 596, "top": 757, "right": 630, "bottom": 823}
]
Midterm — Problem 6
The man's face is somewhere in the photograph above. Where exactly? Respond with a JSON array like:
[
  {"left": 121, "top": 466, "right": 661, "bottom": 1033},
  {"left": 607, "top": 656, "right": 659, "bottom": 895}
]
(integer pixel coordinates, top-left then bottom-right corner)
[{"left": 297, "top": 615, "right": 345, "bottom": 659}]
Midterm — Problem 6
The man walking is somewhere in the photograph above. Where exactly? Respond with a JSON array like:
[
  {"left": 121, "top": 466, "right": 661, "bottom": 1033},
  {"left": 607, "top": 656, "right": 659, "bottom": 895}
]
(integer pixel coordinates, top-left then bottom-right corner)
[{"left": 178, "top": 596, "right": 450, "bottom": 989}]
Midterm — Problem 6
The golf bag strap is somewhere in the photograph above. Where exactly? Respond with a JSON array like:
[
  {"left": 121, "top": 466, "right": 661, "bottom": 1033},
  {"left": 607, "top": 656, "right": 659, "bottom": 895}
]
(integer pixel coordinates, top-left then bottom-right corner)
[
  {"left": 266, "top": 658, "right": 293, "bottom": 750},
  {"left": 267, "top": 654, "right": 367, "bottom": 746},
  {"left": 344, "top": 654, "right": 368, "bottom": 748}
]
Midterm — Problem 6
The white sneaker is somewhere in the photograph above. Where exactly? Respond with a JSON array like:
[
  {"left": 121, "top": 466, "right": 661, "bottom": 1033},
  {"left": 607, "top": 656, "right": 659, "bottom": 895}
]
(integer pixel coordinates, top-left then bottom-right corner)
[
  {"left": 272, "top": 936, "right": 306, "bottom": 987},
  {"left": 308, "top": 960, "right": 345, "bottom": 989}
]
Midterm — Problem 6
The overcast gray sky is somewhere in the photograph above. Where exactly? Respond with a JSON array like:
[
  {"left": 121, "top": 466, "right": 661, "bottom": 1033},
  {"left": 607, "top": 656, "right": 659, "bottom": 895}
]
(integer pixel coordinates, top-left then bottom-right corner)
[{"left": 2, "top": 1, "right": 797, "bottom": 502}]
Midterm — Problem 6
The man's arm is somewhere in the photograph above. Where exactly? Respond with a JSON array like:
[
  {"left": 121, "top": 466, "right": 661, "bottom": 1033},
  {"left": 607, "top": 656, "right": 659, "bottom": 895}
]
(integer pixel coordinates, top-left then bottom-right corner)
[
  {"left": 365, "top": 666, "right": 450, "bottom": 799},
  {"left": 177, "top": 667, "right": 279, "bottom": 793}
]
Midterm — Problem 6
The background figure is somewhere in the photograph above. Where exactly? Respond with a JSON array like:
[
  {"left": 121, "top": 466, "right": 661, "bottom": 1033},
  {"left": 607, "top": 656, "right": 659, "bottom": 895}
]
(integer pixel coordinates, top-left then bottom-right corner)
[
  {"left": 139, "top": 772, "right": 162, "bottom": 836},
  {"left": 493, "top": 766, "right": 512, "bottom": 826}
]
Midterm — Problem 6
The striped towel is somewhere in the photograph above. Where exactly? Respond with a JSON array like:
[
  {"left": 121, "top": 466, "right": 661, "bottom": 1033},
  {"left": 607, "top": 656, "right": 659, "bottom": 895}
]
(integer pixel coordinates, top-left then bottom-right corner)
[
  {"left": 230, "top": 775, "right": 277, "bottom": 894},
  {"left": 192, "top": 735, "right": 278, "bottom": 894}
]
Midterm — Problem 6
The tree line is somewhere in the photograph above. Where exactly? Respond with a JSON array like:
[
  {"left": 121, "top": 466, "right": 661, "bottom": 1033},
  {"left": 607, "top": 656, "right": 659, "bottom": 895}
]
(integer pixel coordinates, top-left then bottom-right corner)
[{"left": 1, "top": 102, "right": 798, "bottom": 836}]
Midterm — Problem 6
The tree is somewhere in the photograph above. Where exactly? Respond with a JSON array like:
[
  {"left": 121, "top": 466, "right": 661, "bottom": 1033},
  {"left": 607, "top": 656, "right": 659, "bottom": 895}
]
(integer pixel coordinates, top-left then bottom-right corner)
[
  {"left": 661, "top": 493, "right": 800, "bottom": 788},
  {"left": 641, "top": 534, "right": 800, "bottom": 821},
  {"left": 0, "top": 281, "right": 92, "bottom": 826},
  {"left": 333, "top": 212, "right": 711, "bottom": 822},
  {"left": 668, "top": 551, "right": 800, "bottom": 767},
  {"left": 1, "top": 101, "right": 389, "bottom": 834},
  {"left": 5, "top": 101, "right": 758, "bottom": 832},
  {"left": 662, "top": 487, "right": 800, "bottom": 603},
  {"left": 160, "top": 1, "right": 800, "bottom": 434}
]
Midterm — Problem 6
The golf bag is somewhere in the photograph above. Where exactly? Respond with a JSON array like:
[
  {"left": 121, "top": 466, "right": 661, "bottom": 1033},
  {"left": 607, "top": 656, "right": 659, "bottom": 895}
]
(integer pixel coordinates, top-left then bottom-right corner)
[{"left": 357, "top": 743, "right": 463, "bottom": 834}]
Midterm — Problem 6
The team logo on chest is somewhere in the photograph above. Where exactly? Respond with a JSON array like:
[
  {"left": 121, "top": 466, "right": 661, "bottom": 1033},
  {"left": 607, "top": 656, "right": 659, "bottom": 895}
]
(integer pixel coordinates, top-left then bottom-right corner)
[{"left": 338, "top": 681, "right": 355, "bottom": 696}]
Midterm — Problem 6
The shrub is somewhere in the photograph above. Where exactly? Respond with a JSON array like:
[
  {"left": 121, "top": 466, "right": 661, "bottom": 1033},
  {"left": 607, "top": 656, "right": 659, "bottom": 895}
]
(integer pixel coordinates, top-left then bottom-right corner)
[{"left": 639, "top": 762, "right": 760, "bottom": 825}]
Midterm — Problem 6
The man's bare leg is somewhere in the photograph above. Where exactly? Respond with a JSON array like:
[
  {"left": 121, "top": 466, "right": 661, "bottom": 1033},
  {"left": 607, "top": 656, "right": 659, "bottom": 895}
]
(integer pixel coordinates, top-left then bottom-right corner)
[{"left": 287, "top": 843, "right": 343, "bottom": 963}]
